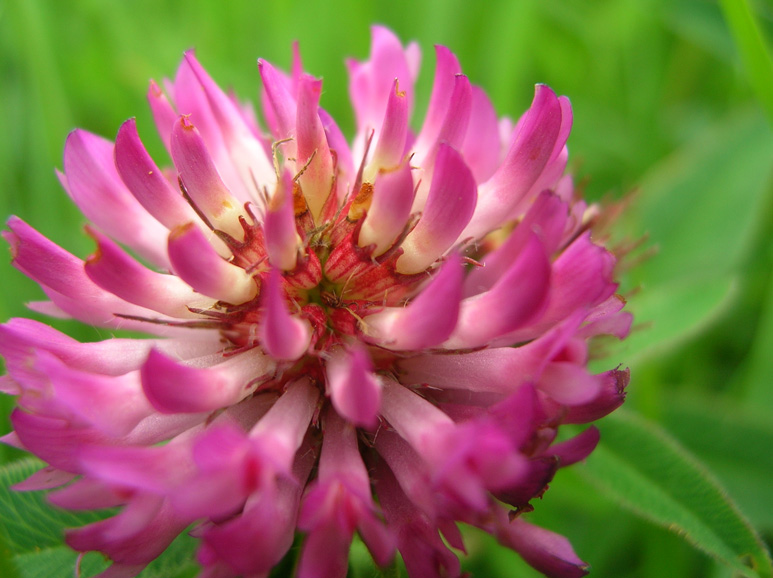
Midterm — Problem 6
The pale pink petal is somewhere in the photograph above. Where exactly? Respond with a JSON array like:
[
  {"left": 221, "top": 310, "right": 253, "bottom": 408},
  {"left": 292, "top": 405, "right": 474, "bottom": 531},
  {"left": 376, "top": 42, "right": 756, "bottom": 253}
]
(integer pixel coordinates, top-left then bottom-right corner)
[
  {"left": 460, "top": 85, "right": 501, "bottom": 183},
  {"left": 365, "top": 78, "right": 409, "bottom": 181}
]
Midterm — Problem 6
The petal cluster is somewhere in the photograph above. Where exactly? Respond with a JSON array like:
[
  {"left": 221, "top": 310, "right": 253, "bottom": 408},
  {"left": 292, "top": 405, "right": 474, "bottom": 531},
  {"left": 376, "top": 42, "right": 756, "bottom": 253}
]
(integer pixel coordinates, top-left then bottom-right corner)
[{"left": 1, "top": 26, "right": 631, "bottom": 578}]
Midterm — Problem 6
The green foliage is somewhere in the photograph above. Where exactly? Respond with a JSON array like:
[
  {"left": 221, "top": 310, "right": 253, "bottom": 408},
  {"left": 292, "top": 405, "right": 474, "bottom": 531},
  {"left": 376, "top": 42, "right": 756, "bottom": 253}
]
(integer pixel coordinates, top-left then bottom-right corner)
[
  {"left": 0, "top": 458, "right": 199, "bottom": 577},
  {"left": 581, "top": 410, "right": 771, "bottom": 578},
  {"left": 1, "top": 0, "right": 773, "bottom": 576}
]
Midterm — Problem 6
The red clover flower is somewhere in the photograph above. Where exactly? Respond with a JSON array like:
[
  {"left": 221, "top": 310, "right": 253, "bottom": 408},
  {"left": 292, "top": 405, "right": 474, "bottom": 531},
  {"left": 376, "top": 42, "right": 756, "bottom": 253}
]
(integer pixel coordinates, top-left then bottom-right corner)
[{"left": 0, "top": 26, "right": 631, "bottom": 578}]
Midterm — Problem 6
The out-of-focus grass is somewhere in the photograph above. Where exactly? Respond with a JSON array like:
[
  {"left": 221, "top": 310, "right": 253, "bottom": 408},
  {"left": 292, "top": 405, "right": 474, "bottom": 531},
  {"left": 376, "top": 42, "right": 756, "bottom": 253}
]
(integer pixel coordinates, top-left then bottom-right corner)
[{"left": 1, "top": 0, "right": 772, "bottom": 576}]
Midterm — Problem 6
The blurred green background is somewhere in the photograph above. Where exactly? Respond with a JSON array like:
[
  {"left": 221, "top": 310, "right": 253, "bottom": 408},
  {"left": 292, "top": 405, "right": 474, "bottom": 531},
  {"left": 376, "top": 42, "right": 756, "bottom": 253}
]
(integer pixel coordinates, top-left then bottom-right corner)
[{"left": 1, "top": 0, "right": 772, "bottom": 577}]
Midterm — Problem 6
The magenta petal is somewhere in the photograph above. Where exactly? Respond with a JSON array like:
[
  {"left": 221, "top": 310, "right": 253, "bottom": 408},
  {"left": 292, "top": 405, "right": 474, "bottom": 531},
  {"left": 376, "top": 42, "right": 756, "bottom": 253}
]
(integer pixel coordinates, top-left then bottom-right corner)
[
  {"left": 461, "top": 85, "right": 501, "bottom": 183},
  {"left": 366, "top": 78, "right": 409, "bottom": 179},
  {"left": 4, "top": 217, "right": 175, "bottom": 329},
  {"left": 464, "top": 191, "right": 569, "bottom": 298},
  {"left": 359, "top": 161, "right": 416, "bottom": 256},
  {"left": 114, "top": 118, "right": 198, "bottom": 230},
  {"left": 464, "top": 84, "right": 566, "bottom": 239},
  {"left": 63, "top": 130, "right": 171, "bottom": 268},
  {"left": 498, "top": 518, "right": 589, "bottom": 578},
  {"left": 446, "top": 233, "right": 551, "bottom": 349},
  {"left": 325, "top": 347, "right": 382, "bottom": 428},
  {"left": 348, "top": 25, "right": 418, "bottom": 144},
  {"left": 296, "top": 74, "right": 335, "bottom": 220},
  {"left": 167, "top": 222, "right": 257, "bottom": 304},
  {"left": 563, "top": 368, "right": 629, "bottom": 424},
  {"left": 263, "top": 173, "right": 301, "bottom": 271},
  {"left": 397, "top": 144, "right": 477, "bottom": 274},
  {"left": 258, "top": 268, "right": 311, "bottom": 361},
  {"left": 86, "top": 227, "right": 212, "bottom": 317},
  {"left": 170, "top": 116, "right": 246, "bottom": 238},
  {"left": 551, "top": 427, "right": 600, "bottom": 467},
  {"left": 147, "top": 80, "right": 177, "bottom": 155},
  {"left": 141, "top": 349, "right": 272, "bottom": 414},
  {"left": 363, "top": 254, "right": 464, "bottom": 350}
]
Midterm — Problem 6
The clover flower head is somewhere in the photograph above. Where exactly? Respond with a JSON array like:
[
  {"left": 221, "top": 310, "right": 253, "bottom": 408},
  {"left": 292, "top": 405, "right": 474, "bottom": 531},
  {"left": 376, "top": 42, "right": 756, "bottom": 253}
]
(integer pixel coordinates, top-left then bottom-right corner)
[{"left": 1, "top": 26, "right": 631, "bottom": 578}]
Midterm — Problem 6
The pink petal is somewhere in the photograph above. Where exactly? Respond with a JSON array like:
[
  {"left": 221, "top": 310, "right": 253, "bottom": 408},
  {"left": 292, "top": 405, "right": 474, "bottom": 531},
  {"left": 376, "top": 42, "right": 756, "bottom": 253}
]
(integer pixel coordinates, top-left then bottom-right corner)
[
  {"left": 550, "top": 427, "right": 600, "bottom": 467},
  {"left": 358, "top": 161, "right": 416, "bottom": 256},
  {"left": 539, "top": 362, "right": 602, "bottom": 405},
  {"left": 172, "top": 54, "right": 253, "bottom": 203},
  {"left": 4, "top": 217, "right": 178, "bottom": 330},
  {"left": 147, "top": 79, "right": 177, "bottom": 155},
  {"left": 182, "top": 52, "right": 275, "bottom": 197},
  {"left": 258, "top": 268, "right": 311, "bottom": 361},
  {"left": 167, "top": 222, "right": 257, "bottom": 304},
  {"left": 114, "top": 118, "right": 198, "bottom": 230},
  {"left": 412, "top": 74, "right": 473, "bottom": 211},
  {"left": 363, "top": 254, "right": 464, "bottom": 350},
  {"left": 496, "top": 518, "right": 589, "bottom": 578},
  {"left": 396, "top": 144, "right": 477, "bottom": 274},
  {"left": 170, "top": 116, "right": 246, "bottom": 239},
  {"left": 464, "top": 190, "right": 569, "bottom": 298},
  {"left": 65, "top": 502, "right": 188, "bottom": 567},
  {"left": 259, "top": 58, "right": 297, "bottom": 143},
  {"left": 141, "top": 348, "right": 272, "bottom": 414},
  {"left": 85, "top": 227, "right": 213, "bottom": 317},
  {"left": 36, "top": 352, "right": 153, "bottom": 437},
  {"left": 296, "top": 74, "right": 335, "bottom": 220},
  {"left": 63, "top": 130, "right": 171, "bottom": 268},
  {"left": 412, "top": 45, "right": 463, "bottom": 164},
  {"left": 464, "top": 85, "right": 567, "bottom": 239},
  {"left": 12, "top": 466, "right": 76, "bottom": 491},
  {"left": 445, "top": 233, "right": 551, "bottom": 349},
  {"left": 365, "top": 78, "right": 409, "bottom": 180},
  {"left": 460, "top": 85, "right": 501, "bottom": 183},
  {"left": 263, "top": 172, "right": 301, "bottom": 271},
  {"left": 325, "top": 347, "right": 382, "bottom": 428},
  {"left": 348, "top": 26, "right": 417, "bottom": 148}
]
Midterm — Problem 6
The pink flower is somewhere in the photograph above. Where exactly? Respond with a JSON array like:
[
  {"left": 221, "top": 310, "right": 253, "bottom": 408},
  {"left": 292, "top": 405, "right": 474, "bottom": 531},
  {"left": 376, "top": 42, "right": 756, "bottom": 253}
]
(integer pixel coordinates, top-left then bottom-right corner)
[{"left": 0, "top": 26, "right": 631, "bottom": 578}]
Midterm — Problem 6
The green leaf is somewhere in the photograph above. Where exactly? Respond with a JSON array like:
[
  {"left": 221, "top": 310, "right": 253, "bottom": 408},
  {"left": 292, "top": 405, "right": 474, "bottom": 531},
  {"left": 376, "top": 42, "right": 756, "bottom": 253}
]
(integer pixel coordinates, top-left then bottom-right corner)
[
  {"left": 0, "top": 458, "right": 109, "bottom": 553},
  {"left": 607, "top": 109, "right": 773, "bottom": 364},
  {"left": 659, "top": 394, "right": 773, "bottom": 530},
  {"left": 631, "top": 109, "right": 773, "bottom": 285},
  {"left": 611, "top": 275, "right": 737, "bottom": 367},
  {"left": 580, "top": 410, "right": 773, "bottom": 578},
  {"left": 0, "top": 457, "right": 199, "bottom": 578}
]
